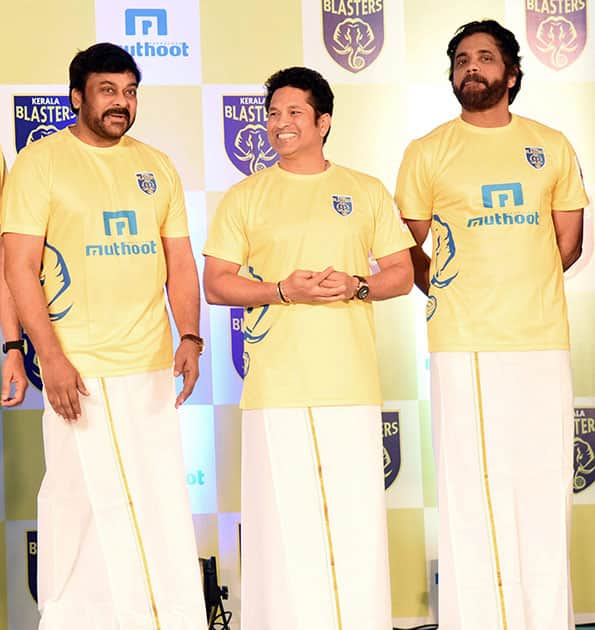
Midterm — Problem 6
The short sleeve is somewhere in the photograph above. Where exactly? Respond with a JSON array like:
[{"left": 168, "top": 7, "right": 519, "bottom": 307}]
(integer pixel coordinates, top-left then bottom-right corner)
[
  {"left": 551, "top": 134, "right": 589, "bottom": 211},
  {"left": 1, "top": 145, "right": 51, "bottom": 236},
  {"left": 394, "top": 139, "right": 433, "bottom": 220},
  {"left": 371, "top": 180, "right": 415, "bottom": 259},
  {"left": 160, "top": 155, "right": 189, "bottom": 237},
  {"left": 202, "top": 185, "right": 248, "bottom": 266}
]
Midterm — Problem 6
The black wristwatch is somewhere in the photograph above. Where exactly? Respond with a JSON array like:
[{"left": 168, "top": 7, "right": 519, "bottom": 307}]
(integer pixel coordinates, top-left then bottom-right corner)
[
  {"left": 353, "top": 275, "right": 370, "bottom": 300},
  {"left": 2, "top": 339, "right": 25, "bottom": 355}
]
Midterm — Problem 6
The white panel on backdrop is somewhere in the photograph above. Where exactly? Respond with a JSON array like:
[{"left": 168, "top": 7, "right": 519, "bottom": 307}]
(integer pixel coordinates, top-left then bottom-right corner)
[
  {"left": 506, "top": 0, "right": 594, "bottom": 81},
  {"left": 6, "top": 521, "right": 39, "bottom": 630},
  {"left": 302, "top": 0, "right": 405, "bottom": 83},
  {"left": 95, "top": 0, "right": 202, "bottom": 85},
  {"left": 179, "top": 405, "right": 218, "bottom": 514},
  {"left": 202, "top": 84, "right": 279, "bottom": 192}
]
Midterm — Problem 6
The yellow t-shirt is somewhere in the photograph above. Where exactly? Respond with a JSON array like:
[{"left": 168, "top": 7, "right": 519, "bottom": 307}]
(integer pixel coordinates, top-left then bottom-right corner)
[
  {"left": 1, "top": 128, "right": 189, "bottom": 376},
  {"left": 203, "top": 162, "right": 414, "bottom": 409},
  {"left": 395, "top": 115, "right": 589, "bottom": 352}
]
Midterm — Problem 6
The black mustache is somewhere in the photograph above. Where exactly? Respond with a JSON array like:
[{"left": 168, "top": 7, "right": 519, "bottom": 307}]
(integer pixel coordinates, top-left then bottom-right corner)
[
  {"left": 103, "top": 108, "right": 130, "bottom": 120},
  {"left": 461, "top": 75, "right": 488, "bottom": 88}
]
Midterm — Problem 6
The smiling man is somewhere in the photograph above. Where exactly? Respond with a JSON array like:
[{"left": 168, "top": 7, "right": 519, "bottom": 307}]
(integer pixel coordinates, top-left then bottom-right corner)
[
  {"left": 1, "top": 43, "right": 206, "bottom": 629},
  {"left": 203, "top": 67, "right": 414, "bottom": 630},
  {"left": 395, "top": 20, "right": 589, "bottom": 630}
]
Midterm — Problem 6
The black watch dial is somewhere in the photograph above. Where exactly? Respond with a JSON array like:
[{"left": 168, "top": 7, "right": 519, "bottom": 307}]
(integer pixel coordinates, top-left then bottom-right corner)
[{"left": 356, "top": 284, "right": 369, "bottom": 300}]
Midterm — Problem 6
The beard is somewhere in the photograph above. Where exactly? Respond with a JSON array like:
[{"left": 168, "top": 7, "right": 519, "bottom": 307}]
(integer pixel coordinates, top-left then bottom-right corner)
[
  {"left": 452, "top": 73, "right": 509, "bottom": 112},
  {"left": 79, "top": 105, "right": 134, "bottom": 141}
]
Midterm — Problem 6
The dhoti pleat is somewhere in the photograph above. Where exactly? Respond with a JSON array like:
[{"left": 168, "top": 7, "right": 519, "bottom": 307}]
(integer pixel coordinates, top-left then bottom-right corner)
[
  {"left": 431, "top": 351, "right": 574, "bottom": 630},
  {"left": 241, "top": 405, "right": 392, "bottom": 630},
  {"left": 37, "top": 368, "right": 207, "bottom": 630}
]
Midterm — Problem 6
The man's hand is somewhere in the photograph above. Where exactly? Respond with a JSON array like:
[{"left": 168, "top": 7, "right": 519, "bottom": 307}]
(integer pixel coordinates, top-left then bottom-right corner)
[
  {"left": 281, "top": 267, "right": 353, "bottom": 303},
  {"left": 41, "top": 354, "right": 89, "bottom": 422},
  {"left": 1, "top": 351, "right": 28, "bottom": 407},
  {"left": 319, "top": 270, "right": 358, "bottom": 300},
  {"left": 174, "top": 339, "right": 201, "bottom": 408}
]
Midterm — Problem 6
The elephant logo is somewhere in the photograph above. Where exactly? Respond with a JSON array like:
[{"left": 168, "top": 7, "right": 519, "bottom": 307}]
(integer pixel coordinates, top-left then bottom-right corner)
[{"left": 322, "top": 3, "right": 384, "bottom": 73}]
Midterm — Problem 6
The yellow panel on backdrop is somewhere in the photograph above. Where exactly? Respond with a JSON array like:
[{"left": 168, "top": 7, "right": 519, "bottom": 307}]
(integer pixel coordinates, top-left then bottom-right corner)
[
  {"left": 0, "top": 521, "right": 5, "bottom": 630},
  {"left": 0, "top": 0, "right": 95, "bottom": 84},
  {"left": 132, "top": 85, "right": 204, "bottom": 191},
  {"left": 571, "top": 504, "right": 595, "bottom": 612},
  {"left": 402, "top": 0, "right": 506, "bottom": 83},
  {"left": 374, "top": 296, "right": 418, "bottom": 401},
  {"left": 419, "top": 401, "right": 437, "bottom": 508},
  {"left": 3, "top": 410, "right": 43, "bottom": 522},
  {"left": 568, "top": 293, "right": 595, "bottom": 397},
  {"left": 326, "top": 83, "right": 409, "bottom": 188},
  {"left": 200, "top": 0, "right": 304, "bottom": 84},
  {"left": 387, "top": 507, "right": 428, "bottom": 618},
  {"left": 215, "top": 406, "right": 241, "bottom": 514}
]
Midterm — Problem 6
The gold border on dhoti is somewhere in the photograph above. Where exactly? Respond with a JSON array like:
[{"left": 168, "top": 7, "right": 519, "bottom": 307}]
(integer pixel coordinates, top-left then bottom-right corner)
[
  {"left": 473, "top": 353, "right": 508, "bottom": 630},
  {"left": 101, "top": 378, "right": 161, "bottom": 630},
  {"left": 307, "top": 408, "right": 343, "bottom": 630}
]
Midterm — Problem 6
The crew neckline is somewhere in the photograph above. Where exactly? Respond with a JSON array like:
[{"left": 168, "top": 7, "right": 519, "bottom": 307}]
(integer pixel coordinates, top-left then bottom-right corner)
[
  {"left": 274, "top": 161, "right": 335, "bottom": 179},
  {"left": 456, "top": 114, "right": 518, "bottom": 134}
]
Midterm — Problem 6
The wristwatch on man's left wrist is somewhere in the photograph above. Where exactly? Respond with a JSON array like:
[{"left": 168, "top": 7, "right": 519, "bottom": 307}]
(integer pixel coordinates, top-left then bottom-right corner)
[
  {"left": 2, "top": 339, "right": 25, "bottom": 356},
  {"left": 352, "top": 275, "right": 370, "bottom": 300}
]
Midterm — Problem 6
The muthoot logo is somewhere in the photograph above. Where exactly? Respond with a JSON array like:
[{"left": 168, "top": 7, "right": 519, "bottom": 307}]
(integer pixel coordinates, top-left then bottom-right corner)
[{"left": 121, "top": 8, "right": 190, "bottom": 58}]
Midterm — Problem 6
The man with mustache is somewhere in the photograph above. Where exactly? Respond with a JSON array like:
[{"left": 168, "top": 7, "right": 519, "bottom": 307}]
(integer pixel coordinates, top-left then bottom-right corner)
[
  {"left": 1, "top": 43, "right": 207, "bottom": 629},
  {"left": 395, "top": 20, "right": 588, "bottom": 630}
]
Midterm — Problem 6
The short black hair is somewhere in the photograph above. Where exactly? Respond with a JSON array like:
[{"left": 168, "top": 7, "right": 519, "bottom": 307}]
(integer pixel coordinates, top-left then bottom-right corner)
[
  {"left": 69, "top": 43, "right": 141, "bottom": 114},
  {"left": 446, "top": 20, "right": 523, "bottom": 104},
  {"left": 264, "top": 66, "right": 334, "bottom": 143}
]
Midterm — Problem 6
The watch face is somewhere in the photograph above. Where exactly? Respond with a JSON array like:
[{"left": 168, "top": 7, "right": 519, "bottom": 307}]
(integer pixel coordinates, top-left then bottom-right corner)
[{"left": 357, "top": 285, "right": 370, "bottom": 300}]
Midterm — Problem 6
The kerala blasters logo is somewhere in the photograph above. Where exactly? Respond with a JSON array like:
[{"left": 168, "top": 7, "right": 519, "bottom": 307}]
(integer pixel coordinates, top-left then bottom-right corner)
[
  {"left": 382, "top": 411, "right": 401, "bottom": 490},
  {"left": 574, "top": 408, "right": 595, "bottom": 493},
  {"left": 322, "top": 0, "right": 385, "bottom": 73},
  {"left": 332, "top": 194, "right": 353, "bottom": 216},
  {"left": 136, "top": 172, "right": 158, "bottom": 195},
  {"left": 430, "top": 214, "right": 458, "bottom": 289},
  {"left": 26, "top": 530, "right": 38, "bottom": 603},
  {"left": 14, "top": 95, "right": 76, "bottom": 152},
  {"left": 230, "top": 267, "right": 271, "bottom": 378},
  {"left": 526, "top": 3, "right": 587, "bottom": 71},
  {"left": 525, "top": 146, "right": 546, "bottom": 170},
  {"left": 223, "top": 95, "right": 278, "bottom": 176}
]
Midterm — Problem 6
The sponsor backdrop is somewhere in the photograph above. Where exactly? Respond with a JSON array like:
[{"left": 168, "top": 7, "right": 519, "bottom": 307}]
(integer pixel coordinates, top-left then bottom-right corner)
[{"left": 0, "top": 0, "right": 593, "bottom": 628}]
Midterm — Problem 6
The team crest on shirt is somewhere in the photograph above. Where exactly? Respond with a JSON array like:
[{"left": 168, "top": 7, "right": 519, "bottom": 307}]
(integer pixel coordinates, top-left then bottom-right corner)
[
  {"left": 332, "top": 194, "right": 353, "bottom": 216},
  {"left": 525, "top": 146, "right": 546, "bottom": 170},
  {"left": 574, "top": 408, "right": 595, "bottom": 493},
  {"left": 26, "top": 530, "right": 38, "bottom": 603},
  {"left": 382, "top": 411, "right": 401, "bottom": 490},
  {"left": 136, "top": 172, "right": 158, "bottom": 195}
]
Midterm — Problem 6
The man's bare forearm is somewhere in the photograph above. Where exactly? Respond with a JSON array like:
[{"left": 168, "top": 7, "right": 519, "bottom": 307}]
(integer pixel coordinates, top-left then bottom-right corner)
[{"left": 5, "top": 264, "right": 64, "bottom": 362}]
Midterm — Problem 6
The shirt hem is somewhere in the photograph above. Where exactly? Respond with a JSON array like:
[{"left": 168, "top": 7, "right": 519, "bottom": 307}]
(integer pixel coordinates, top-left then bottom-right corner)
[{"left": 240, "top": 397, "right": 382, "bottom": 410}]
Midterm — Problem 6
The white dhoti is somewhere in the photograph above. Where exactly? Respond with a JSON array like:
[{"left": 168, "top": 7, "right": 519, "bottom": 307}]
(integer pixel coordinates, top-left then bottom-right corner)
[
  {"left": 37, "top": 368, "right": 207, "bottom": 630},
  {"left": 431, "top": 351, "right": 574, "bottom": 630},
  {"left": 241, "top": 406, "right": 392, "bottom": 630}
]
